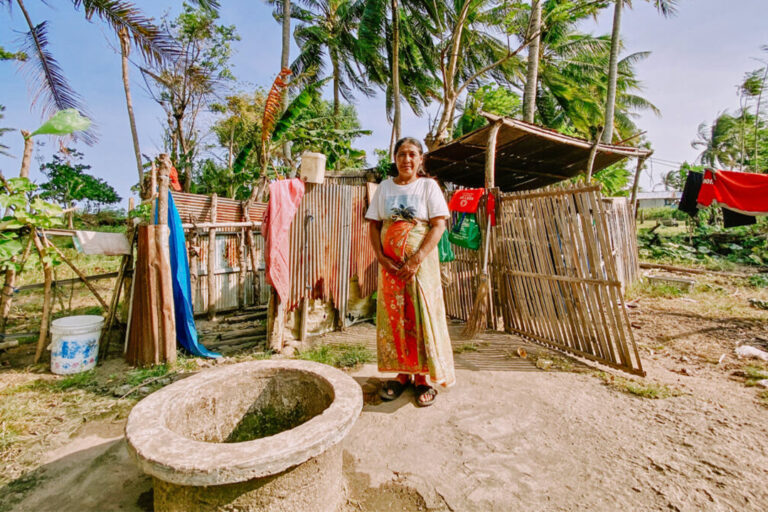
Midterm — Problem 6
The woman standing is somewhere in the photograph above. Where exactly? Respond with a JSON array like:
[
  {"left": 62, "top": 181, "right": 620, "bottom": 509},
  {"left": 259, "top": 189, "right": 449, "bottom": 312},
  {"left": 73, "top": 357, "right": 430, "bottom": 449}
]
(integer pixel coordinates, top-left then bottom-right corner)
[{"left": 365, "top": 137, "right": 456, "bottom": 407}]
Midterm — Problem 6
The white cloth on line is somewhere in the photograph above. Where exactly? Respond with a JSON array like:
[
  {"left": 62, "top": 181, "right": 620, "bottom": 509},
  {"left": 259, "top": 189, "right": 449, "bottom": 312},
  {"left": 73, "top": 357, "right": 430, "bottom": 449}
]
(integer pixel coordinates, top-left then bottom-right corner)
[{"left": 73, "top": 231, "right": 131, "bottom": 256}]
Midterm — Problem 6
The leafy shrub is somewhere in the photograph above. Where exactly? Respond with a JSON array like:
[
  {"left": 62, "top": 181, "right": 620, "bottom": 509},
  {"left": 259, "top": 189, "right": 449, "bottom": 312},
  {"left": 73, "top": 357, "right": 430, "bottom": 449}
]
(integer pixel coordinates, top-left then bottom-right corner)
[{"left": 641, "top": 207, "right": 687, "bottom": 221}]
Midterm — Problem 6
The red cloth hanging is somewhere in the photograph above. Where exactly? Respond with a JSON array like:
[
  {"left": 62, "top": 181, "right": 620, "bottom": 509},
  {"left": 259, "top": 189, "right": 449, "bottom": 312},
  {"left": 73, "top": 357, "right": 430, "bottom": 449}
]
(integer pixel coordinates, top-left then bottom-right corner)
[
  {"left": 262, "top": 179, "right": 305, "bottom": 303},
  {"left": 169, "top": 166, "right": 182, "bottom": 192},
  {"left": 448, "top": 188, "right": 485, "bottom": 213},
  {"left": 697, "top": 169, "right": 768, "bottom": 215}
]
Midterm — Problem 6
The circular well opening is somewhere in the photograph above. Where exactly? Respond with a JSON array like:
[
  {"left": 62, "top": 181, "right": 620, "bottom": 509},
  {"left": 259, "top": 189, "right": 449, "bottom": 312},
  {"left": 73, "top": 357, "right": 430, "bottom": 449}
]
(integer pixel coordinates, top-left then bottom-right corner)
[{"left": 164, "top": 368, "right": 335, "bottom": 443}]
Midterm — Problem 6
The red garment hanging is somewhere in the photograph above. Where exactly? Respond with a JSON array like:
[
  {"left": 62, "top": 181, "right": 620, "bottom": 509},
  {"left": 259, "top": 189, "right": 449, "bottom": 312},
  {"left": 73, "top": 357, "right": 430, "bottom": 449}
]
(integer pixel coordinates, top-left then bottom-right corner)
[
  {"left": 697, "top": 169, "right": 768, "bottom": 215},
  {"left": 261, "top": 179, "right": 305, "bottom": 303}
]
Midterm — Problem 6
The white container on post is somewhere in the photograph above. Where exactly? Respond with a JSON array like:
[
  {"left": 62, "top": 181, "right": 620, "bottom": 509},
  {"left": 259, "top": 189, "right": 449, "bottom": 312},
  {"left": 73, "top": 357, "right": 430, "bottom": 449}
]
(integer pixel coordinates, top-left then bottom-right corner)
[
  {"left": 300, "top": 152, "right": 327, "bottom": 184},
  {"left": 50, "top": 315, "right": 104, "bottom": 374}
]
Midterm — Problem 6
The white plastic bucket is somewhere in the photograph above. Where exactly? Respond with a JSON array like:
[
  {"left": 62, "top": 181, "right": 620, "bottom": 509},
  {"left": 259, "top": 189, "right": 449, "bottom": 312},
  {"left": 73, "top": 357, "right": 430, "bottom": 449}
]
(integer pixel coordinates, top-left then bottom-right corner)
[
  {"left": 300, "top": 152, "right": 327, "bottom": 184},
  {"left": 50, "top": 315, "right": 104, "bottom": 375}
]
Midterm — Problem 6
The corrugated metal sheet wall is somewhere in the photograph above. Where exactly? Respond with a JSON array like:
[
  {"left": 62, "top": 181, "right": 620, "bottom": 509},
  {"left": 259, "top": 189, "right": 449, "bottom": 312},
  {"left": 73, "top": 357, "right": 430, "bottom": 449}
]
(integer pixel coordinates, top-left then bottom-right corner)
[{"left": 181, "top": 184, "right": 377, "bottom": 322}]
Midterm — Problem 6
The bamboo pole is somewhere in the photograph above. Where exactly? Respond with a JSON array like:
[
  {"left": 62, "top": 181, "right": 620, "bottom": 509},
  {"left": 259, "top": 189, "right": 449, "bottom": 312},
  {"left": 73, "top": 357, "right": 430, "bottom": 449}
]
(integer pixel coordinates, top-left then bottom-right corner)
[
  {"left": 629, "top": 155, "right": 649, "bottom": 215},
  {"left": 585, "top": 127, "right": 605, "bottom": 182},
  {"left": 208, "top": 193, "right": 218, "bottom": 320},
  {"left": 181, "top": 221, "right": 261, "bottom": 229},
  {"left": 43, "top": 238, "right": 109, "bottom": 310}
]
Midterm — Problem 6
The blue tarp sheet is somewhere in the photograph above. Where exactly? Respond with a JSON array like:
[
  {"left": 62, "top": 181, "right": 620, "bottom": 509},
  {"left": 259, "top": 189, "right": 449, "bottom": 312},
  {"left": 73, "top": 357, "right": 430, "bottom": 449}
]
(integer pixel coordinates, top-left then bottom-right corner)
[{"left": 165, "top": 192, "right": 220, "bottom": 358}]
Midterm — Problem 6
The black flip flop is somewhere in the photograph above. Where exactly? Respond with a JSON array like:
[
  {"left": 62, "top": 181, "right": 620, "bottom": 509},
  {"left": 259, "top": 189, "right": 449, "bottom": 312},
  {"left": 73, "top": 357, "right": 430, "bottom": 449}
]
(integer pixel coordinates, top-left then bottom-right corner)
[
  {"left": 414, "top": 385, "right": 437, "bottom": 407},
  {"left": 379, "top": 380, "right": 407, "bottom": 401}
]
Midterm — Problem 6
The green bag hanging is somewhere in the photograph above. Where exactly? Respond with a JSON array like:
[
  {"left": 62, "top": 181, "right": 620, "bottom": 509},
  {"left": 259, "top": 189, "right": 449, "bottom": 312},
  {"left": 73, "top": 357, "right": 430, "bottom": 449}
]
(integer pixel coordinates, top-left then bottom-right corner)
[
  {"left": 438, "top": 229, "right": 455, "bottom": 262},
  {"left": 448, "top": 213, "right": 481, "bottom": 250}
]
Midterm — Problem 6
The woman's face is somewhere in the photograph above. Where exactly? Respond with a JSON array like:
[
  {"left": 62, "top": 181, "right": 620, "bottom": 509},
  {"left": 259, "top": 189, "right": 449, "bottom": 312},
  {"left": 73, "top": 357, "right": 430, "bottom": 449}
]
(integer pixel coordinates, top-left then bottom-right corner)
[{"left": 395, "top": 142, "right": 423, "bottom": 181}]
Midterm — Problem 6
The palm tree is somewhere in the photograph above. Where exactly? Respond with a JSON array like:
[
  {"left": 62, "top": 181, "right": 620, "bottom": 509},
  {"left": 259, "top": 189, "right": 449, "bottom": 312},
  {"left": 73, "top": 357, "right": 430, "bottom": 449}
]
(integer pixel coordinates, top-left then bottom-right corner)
[
  {"left": 3, "top": 0, "right": 186, "bottom": 143},
  {"left": 602, "top": 0, "right": 677, "bottom": 143},
  {"left": 290, "top": 0, "right": 373, "bottom": 122},
  {"left": 358, "top": 0, "right": 441, "bottom": 155},
  {"left": 692, "top": 113, "right": 741, "bottom": 169},
  {"left": 537, "top": 40, "right": 660, "bottom": 140},
  {"left": 522, "top": 0, "right": 542, "bottom": 123},
  {"left": 427, "top": 0, "right": 532, "bottom": 149},
  {"left": 118, "top": 27, "right": 145, "bottom": 196}
]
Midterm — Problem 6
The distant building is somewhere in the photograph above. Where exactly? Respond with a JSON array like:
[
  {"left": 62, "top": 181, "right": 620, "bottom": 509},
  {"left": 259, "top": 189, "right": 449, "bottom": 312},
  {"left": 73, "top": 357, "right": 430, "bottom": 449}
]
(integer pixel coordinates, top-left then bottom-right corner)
[{"left": 636, "top": 191, "right": 682, "bottom": 209}]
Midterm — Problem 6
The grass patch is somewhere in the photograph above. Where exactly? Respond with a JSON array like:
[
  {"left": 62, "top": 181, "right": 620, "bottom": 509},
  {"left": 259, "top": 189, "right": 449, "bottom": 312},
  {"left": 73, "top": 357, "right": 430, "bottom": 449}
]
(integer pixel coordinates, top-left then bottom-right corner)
[
  {"left": 759, "top": 390, "right": 768, "bottom": 407},
  {"left": 454, "top": 342, "right": 479, "bottom": 354},
  {"left": 297, "top": 343, "right": 374, "bottom": 369},
  {"left": 743, "top": 365, "right": 768, "bottom": 387},
  {"left": 595, "top": 372, "right": 681, "bottom": 399},
  {"left": 627, "top": 279, "right": 687, "bottom": 299},
  {"left": 52, "top": 370, "right": 98, "bottom": 391},
  {"left": 124, "top": 364, "right": 171, "bottom": 387},
  {"left": 521, "top": 349, "right": 580, "bottom": 372},
  {"left": 748, "top": 273, "right": 768, "bottom": 289}
]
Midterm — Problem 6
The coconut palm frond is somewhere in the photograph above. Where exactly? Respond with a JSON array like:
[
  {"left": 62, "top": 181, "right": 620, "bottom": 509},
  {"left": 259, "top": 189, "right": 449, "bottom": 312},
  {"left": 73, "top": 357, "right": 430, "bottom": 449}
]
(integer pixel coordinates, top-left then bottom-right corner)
[
  {"left": 74, "top": 0, "right": 178, "bottom": 66},
  {"left": 17, "top": 21, "right": 97, "bottom": 145}
]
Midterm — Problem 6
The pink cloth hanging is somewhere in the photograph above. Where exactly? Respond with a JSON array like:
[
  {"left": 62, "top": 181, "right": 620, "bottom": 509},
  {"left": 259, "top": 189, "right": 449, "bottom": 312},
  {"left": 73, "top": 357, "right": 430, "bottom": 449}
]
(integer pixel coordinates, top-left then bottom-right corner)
[{"left": 262, "top": 179, "right": 305, "bottom": 303}]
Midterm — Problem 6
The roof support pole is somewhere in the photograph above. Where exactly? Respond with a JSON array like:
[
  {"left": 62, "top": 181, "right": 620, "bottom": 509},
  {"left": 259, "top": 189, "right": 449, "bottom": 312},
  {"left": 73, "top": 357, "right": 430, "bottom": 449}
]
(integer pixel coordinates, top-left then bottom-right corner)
[
  {"left": 485, "top": 120, "right": 502, "bottom": 188},
  {"left": 629, "top": 155, "right": 649, "bottom": 215},
  {"left": 585, "top": 126, "right": 605, "bottom": 182}
]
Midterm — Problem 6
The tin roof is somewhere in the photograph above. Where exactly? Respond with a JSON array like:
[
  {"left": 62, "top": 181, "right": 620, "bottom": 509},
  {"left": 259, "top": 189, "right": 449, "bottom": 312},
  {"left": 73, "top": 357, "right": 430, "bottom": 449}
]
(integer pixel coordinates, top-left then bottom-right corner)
[{"left": 424, "top": 113, "right": 653, "bottom": 192}]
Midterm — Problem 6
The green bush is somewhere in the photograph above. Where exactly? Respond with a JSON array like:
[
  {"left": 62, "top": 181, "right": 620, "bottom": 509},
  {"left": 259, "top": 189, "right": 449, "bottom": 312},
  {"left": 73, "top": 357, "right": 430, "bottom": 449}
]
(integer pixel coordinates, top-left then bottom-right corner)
[{"left": 640, "top": 207, "right": 687, "bottom": 221}]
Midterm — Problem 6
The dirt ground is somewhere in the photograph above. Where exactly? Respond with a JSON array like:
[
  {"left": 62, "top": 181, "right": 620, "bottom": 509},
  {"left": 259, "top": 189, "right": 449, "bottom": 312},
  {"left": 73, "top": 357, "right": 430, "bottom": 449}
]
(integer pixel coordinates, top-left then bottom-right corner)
[{"left": 1, "top": 272, "right": 768, "bottom": 511}]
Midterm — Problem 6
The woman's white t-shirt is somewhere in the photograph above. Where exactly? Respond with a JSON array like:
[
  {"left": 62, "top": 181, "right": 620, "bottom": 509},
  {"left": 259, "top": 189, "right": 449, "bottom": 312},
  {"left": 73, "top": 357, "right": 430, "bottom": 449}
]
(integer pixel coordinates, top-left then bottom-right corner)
[{"left": 365, "top": 177, "right": 449, "bottom": 222}]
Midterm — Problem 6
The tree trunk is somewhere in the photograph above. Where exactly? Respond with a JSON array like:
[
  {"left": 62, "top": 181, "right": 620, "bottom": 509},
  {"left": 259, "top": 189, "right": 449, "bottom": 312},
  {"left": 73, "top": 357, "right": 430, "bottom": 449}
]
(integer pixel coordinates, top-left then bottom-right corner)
[
  {"left": 175, "top": 115, "right": 191, "bottom": 192},
  {"left": 281, "top": 0, "right": 295, "bottom": 177},
  {"left": 522, "top": 0, "right": 542, "bottom": 123},
  {"left": 19, "top": 130, "right": 33, "bottom": 179},
  {"left": 281, "top": 0, "right": 291, "bottom": 68},
  {"left": 68, "top": 201, "right": 74, "bottom": 229},
  {"left": 602, "top": 0, "right": 622, "bottom": 144},
  {"left": 389, "top": 0, "right": 401, "bottom": 158},
  {"left": 32, "top": 234, "right": 54, "bottom": 364},
  {"left": 754, "top": 65, "right": 767, "bottom": 170},
  {"left": 119, "top": 28, "right": 145, "bottom": 198},
  {"left": 331, "top": 51, "right": 340, "bottom": 128},
  {"left": 0, "top": 236, "right": 32, "bottom": 332}
]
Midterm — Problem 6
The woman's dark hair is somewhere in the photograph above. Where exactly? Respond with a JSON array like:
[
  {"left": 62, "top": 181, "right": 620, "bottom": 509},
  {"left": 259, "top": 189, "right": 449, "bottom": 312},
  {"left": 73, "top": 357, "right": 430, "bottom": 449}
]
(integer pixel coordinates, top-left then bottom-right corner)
[
  {"left": 393, "top": 136, "right": 429, "bottom": 177},
  {"left": 394, "top": 136, "right": 424, "bottom": 156}
]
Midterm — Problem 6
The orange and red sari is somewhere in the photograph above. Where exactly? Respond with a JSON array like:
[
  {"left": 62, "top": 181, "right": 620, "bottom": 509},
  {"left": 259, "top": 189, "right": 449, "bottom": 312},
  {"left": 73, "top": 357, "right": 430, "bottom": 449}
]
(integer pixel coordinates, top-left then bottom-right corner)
[{"left": 376, "top": 219, "right": 455, "bottom": 387}]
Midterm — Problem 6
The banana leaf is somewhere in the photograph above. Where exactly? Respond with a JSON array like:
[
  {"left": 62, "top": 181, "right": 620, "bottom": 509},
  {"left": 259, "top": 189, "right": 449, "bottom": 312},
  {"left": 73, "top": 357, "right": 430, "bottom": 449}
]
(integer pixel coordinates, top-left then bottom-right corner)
[
  {"left": 29, "top": 109, "right": 91, "bottom": 138},
  {"left": 271, "top": 78, "right": 330, "bottom": 142}
]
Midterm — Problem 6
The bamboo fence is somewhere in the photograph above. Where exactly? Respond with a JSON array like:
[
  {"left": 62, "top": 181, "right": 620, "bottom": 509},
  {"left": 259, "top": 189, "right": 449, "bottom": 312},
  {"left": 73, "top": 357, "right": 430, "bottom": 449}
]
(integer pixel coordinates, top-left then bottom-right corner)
[
  {"left": 602, "top": 197, "right": 640, "bottom": 291},
  {"left": 491, "top": 184, "right": 644, "bottom": 375}
]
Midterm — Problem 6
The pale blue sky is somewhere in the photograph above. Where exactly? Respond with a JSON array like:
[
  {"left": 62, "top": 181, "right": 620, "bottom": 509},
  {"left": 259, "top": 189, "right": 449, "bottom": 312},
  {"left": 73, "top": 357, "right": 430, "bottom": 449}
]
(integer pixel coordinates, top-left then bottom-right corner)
[{"left": 1, "top": 0, "right": 767, "bottom": 206}]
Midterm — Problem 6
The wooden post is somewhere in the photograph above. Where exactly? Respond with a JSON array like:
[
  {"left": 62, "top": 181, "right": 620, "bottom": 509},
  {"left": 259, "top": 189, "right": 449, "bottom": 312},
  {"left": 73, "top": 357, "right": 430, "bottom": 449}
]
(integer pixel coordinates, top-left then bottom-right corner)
[
  {"left": 208, "top": 193, "right": 218, "bottom": 320},
  {"left": 585, "top": 127, "right": 605, "bottom": 182},
  {"left": 243, "top": 205, "right": 261, "bottom": 305},
  {"left": 238, "top": 228, "right": 247, "bottom": 308},
  {"left": 189, "top": 229, "right": 199, "bottom": 302},
  {"left": 32, "top": 233, "right": 53, "bottom": 364},
  {"left": 156, "top": 155, "right": 176, "bottom": 364},
  {"left": 485, "top": 120, "right": 502, "bottom": 188},
  {"left": 150, "top": 161, "right": 158, "bottom": 221},
  {"left": 629, "top": 155, "right": 648, "bottom": 216}
]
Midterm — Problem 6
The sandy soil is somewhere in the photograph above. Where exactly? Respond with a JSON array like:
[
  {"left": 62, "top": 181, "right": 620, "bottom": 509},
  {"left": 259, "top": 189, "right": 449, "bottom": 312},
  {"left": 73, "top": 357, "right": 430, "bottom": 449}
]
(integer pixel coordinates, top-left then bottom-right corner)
[{"left": 2, "top": 286, "right": 767, "bottom": 511}]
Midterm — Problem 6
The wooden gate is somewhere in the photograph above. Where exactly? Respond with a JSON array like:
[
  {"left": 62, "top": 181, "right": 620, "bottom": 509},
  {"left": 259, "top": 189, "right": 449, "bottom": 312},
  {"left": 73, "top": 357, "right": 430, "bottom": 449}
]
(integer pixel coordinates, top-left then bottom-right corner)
[{"left": 492, "top": 185, "right": 644, "bottom": 376}]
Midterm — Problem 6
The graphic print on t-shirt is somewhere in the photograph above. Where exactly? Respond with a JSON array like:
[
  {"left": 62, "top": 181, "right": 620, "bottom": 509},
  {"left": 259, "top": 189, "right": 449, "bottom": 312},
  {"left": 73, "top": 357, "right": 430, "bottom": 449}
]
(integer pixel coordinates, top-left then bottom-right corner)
[{"left": 385, "top": 194, "right": 418, "bottom": 221}]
